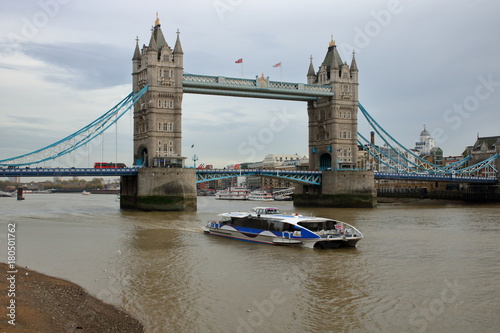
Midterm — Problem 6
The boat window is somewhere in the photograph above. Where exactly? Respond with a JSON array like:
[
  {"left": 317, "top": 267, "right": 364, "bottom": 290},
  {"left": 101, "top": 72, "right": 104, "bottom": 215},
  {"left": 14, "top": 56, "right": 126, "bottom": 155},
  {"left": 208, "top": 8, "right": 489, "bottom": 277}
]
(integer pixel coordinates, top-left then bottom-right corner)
[
  {"left": 267, "top": 220, "right": 283, "bottom": 232},
  {"left": 298, "top": 221, "right": 324, "bottom": 231},
  {"left": 231, "top": 216, "right": 269, "bottom": 230},
  {"left": 325, "top": 220, "right": 337, "bottom": 230},
  {"left": 265, "top": 208, "right": 281, "bottom": 214}
]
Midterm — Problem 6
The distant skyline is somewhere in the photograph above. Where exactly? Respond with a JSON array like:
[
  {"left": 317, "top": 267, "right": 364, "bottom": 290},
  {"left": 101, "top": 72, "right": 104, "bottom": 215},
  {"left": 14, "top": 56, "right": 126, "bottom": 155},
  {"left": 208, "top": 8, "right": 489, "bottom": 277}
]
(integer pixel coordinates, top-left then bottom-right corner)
[{"left": 1, "top": 0, "right": 499, "bottom": 168}]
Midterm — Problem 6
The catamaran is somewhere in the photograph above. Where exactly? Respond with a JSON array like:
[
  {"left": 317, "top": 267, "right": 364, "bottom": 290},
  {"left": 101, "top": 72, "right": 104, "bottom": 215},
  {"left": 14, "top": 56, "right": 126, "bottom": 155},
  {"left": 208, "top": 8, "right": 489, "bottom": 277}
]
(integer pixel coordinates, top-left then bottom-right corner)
[{"left": 203, "top": 207, "right": 363, "bottom": 249}]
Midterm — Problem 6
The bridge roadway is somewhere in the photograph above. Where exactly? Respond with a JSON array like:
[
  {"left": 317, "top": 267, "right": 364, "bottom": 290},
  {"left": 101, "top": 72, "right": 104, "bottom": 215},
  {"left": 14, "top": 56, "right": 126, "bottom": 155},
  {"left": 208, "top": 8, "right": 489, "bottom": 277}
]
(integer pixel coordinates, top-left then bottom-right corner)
[{"left": 0, "top": 168, "right": 497, "bottom": 184}]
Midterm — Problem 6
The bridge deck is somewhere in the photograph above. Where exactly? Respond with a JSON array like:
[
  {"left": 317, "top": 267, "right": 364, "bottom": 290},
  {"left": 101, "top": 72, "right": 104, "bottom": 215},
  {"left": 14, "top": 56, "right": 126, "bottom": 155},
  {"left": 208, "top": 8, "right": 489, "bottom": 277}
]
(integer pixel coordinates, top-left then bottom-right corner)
[{"left": 0, "top": 168, "right": 497, "bottom": 185}]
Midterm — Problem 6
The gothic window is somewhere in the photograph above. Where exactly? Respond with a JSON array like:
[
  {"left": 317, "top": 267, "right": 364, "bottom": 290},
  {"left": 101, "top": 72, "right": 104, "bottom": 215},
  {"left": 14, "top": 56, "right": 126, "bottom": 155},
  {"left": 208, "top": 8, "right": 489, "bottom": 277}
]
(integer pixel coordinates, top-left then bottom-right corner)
[
  {"left": 169, "top": 100, "right": 174, "bottom": 108},
  {"left": 164, "top": 55, "right": 169, "bottom": 62}
]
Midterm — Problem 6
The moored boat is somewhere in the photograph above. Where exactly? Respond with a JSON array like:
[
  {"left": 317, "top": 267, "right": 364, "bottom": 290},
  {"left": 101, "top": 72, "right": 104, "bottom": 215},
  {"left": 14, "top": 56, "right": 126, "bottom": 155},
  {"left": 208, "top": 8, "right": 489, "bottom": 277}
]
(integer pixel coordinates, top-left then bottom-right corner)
[
  {"left": 248, "top": 190, "right": 274, "bottom": 201},
  {"left": 215, "top": 187, "right": 249, "bottom": 200},
  {"left": 203, "top": 207, "right": 363, "bottom": 249}
]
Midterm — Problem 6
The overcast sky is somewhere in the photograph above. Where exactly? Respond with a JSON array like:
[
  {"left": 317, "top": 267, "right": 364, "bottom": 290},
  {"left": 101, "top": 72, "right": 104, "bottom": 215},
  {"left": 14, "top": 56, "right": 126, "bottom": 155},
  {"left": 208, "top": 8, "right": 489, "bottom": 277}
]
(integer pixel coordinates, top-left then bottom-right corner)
[{"left": 1, "top": 0, "right": 499, "bottom": 168}]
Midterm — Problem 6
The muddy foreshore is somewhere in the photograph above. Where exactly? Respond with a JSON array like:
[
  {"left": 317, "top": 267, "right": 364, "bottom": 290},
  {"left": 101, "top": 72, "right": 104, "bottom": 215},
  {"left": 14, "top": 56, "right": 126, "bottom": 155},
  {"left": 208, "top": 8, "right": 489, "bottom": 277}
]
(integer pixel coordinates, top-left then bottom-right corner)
[{"left": 1, "top": 263, "right": 144, "bottom": 332}]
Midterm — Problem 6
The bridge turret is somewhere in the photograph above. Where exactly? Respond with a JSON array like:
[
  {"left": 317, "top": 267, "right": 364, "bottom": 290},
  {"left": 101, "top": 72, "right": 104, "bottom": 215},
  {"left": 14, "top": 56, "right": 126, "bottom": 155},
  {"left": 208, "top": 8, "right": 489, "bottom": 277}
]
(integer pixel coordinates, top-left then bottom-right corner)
[
  {"left": 132, "top": 37, "right": 141, "bottom": 93},
  {"left": 307, "top": 55, "right": 316, "bottom": 84},
  {"left": 132, "top": 14, "right": 185, "bottom": 168},
  {"left": 307, "top": 37, "right": 359, "bottom": 170}
]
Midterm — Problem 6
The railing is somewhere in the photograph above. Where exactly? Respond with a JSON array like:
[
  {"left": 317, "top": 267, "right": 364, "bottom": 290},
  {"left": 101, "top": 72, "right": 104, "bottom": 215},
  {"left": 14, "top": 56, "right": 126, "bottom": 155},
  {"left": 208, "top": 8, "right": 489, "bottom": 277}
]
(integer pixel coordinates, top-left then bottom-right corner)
[
  {"left": 375, "top": 171, "right": 498, "bottom": 183},
  {"left": 0, "top": 167, "right": 139, "bottom": 177},
  {"left": 196, "top": 168, "right": 322, "bottom": 185}
]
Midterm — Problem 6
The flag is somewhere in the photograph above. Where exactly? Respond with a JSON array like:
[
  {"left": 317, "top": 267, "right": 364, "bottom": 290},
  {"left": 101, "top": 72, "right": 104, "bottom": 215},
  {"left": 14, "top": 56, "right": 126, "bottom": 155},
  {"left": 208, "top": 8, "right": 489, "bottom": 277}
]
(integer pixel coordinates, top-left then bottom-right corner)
[
  {"left": 273, "top": 62, "right": 281, "bottom": 67},
  {"left": 235, "top": 58, "right": 243, "bottom": 64}
]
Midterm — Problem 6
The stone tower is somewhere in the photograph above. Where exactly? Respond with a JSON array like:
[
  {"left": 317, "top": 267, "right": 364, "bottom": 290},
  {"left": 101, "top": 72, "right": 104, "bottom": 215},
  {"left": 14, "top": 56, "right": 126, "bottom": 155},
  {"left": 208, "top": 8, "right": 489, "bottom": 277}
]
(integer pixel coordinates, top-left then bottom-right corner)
[
  {"left": 132, "top": 14, "right": 184, "bottom": 167},
  {"left": 306, "top": 38, "right": 359, "bottom": 170}
]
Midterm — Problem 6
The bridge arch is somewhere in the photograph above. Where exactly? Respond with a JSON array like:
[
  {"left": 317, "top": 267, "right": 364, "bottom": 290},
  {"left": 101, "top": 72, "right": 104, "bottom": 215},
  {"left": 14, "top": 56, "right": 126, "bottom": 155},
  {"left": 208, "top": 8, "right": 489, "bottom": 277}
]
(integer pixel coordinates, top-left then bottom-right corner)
[
  {"left": 137, "top": 146, "right": 148, "bottom": 167},
  {"left": 319, "top": 153, "right": 332, "bottom": 171}
]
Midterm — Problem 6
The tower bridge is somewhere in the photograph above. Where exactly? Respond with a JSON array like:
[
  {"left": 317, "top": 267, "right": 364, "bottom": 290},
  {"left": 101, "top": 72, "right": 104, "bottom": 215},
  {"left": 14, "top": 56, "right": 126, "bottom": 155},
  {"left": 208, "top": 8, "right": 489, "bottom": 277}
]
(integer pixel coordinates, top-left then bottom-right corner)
[{"left": 1, "top": 14, "right": 498, "bottom": 210}]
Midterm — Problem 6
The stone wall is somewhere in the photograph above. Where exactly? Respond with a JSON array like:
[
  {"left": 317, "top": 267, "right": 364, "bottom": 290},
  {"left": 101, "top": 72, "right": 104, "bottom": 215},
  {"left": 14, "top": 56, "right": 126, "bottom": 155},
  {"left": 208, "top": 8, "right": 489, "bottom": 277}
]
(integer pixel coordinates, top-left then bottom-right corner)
[
  {"left": 121, "top": 168, "right": 197, "bottom": 211},
  {"left": 294, "top": 170, "right": 376, "bottom": 208}
]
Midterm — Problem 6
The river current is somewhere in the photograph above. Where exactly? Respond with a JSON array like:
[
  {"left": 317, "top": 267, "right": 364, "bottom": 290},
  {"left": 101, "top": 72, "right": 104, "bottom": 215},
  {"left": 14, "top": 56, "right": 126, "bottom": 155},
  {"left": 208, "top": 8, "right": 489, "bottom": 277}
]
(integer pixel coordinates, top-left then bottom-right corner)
[{"left": 1, "top": 193, "right": 499, "bottom": 332}]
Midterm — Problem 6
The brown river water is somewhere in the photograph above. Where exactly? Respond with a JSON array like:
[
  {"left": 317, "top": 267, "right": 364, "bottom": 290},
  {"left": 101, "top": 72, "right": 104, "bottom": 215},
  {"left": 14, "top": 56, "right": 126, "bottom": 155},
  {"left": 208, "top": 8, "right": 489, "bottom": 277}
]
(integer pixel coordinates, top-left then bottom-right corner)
[{"left": 1, "top": 193, "right": 499, "bottom": 332}]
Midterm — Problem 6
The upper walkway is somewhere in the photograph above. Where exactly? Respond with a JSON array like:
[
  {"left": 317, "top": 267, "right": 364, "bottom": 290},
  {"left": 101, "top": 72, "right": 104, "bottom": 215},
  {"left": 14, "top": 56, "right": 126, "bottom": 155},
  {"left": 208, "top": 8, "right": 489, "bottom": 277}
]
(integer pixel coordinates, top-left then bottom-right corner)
[{"left": 182, "top": 74, "right": 334, "bottom": 101}]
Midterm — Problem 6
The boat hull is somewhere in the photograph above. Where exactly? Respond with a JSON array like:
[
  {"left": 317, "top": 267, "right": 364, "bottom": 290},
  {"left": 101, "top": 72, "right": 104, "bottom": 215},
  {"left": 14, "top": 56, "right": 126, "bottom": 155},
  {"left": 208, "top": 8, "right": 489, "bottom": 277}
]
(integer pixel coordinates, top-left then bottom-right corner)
[{"left": 203, "top": 226, "right": 360, "bottom": 249}]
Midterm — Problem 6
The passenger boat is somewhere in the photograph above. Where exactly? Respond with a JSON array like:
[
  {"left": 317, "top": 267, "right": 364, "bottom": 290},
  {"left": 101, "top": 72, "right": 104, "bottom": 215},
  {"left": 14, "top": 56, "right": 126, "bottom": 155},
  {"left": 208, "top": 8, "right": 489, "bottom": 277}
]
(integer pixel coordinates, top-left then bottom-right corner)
[
  {"left": 82, "top": 190, "right": 91, "bottom": 195},
  {"left": 248, "top": 190, "right": 274, "bottom": 201},
  {"left": 215, "top": 187, "right": 249, "bottom": 200},
  {"left": 203, "top": 207, "right": 363, "bottom": 249}
]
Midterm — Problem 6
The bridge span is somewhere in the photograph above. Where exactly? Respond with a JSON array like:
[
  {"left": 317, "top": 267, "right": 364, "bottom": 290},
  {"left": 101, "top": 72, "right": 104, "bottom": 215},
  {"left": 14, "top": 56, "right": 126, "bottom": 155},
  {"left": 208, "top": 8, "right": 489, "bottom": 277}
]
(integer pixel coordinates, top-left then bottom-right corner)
[{"left": 1, "top": 168, "right": 497, "bottom": 185}]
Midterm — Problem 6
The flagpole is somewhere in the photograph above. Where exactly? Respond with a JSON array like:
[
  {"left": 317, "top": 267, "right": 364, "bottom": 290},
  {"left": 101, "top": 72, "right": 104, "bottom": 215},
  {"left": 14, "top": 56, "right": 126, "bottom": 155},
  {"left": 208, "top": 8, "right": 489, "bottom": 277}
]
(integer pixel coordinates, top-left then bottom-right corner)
[
  {"left": 280, "top": 62, "right": 282, "bottom": 83},
  {"left": 241, "top": 61, "right": 243, "bottom": 78}
]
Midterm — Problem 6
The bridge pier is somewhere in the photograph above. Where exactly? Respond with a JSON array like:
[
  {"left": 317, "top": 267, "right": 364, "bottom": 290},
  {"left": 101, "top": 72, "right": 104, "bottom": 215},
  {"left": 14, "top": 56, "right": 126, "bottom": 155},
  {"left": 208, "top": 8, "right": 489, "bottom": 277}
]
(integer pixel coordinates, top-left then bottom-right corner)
[
  {"left": 293, "top": 170, "right": 376, "bottom": 208},
  {"left": 120, "top": 168, "right": 197, "bottom": 211}
]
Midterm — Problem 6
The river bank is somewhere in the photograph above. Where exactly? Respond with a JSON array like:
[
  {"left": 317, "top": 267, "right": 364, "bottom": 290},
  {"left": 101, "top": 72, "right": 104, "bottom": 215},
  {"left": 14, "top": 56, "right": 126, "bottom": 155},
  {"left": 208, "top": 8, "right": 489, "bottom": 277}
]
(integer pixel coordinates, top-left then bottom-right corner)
[{"left": 0, "top": 263, "right": 144, "bottom": 332}]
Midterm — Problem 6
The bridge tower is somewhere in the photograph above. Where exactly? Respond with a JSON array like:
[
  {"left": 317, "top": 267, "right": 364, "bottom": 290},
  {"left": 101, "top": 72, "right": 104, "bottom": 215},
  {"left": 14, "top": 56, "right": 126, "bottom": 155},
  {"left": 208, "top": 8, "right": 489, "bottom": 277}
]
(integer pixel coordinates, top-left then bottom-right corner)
[
  {"left": 121, "top": 14, "right": 196, "bottom": 211},
  {"left": 294, "top": 38, "right": 376, "bottom": 208},
  {"left": 132, "top": 13, "right": 184, "bottom": 167},
  {"left": 307, "top": 38, "right": 359, "bottom": 170}
]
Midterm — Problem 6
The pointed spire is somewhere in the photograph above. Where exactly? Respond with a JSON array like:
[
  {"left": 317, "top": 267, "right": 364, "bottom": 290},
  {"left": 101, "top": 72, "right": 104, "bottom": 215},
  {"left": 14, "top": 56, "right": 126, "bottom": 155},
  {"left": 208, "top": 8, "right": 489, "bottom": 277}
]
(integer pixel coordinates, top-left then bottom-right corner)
[
  {"left": 133, "top": 36, "right": 141, "bottom": 60},
  {"left": 174, "top": 29, "right": 183, "bottom": 54},
  {"left": 149, "top": 13, "right": 168, "bottom": 50},
  {"left": 148, "top": 27, "right": 157, "bottom": 51},
  {"left": 155, "top": 12, "right": 160, "bottom": 26},
  {"left": 329, "top": 34, "right": 336, "bottom": 47},
  {"left": 307, "top": 55, "right": 315, "bottom": 76},
  {"left": 350, "top": 50, "right": 358, "bottom": 72}
]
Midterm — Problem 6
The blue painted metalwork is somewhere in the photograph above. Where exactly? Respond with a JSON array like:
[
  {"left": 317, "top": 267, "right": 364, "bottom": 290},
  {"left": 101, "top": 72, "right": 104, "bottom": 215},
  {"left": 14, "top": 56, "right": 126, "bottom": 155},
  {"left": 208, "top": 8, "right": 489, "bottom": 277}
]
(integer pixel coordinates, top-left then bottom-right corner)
[
  {"left": 182, "top": 74, "right": 333, "bottom": 101},
  {"left": 196, "top": 169, "right": 322, "bottom": 185},
  {"left": 375, "top": 172, "right": 498, "bottom": 184},
  {"left": 358, "top": 102, "right": 498, "bottom": 177},
  {"left": 0, "top": 85, "right": 149, "bottom": 167},
  {"left": 0, "top": 167, "right": 139, "bottom": 177},
  {"left": 1, "top": 166, "right": 497, "bottom": 185}
]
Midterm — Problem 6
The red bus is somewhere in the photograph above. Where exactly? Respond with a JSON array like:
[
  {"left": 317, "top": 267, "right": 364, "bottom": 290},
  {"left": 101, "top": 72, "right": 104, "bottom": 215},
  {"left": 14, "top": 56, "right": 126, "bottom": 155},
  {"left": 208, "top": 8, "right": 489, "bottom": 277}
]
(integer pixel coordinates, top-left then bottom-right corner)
[{"left": 94, "top": 162, "right": 127, "bottom": 169}]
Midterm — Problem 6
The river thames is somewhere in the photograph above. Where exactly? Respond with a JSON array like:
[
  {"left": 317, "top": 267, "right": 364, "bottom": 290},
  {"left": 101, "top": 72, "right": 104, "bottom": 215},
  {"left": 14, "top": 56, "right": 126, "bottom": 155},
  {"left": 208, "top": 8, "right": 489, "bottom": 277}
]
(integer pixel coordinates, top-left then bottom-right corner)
[{"left": 1, "top": 193, "right": 499, "bottom": 332}]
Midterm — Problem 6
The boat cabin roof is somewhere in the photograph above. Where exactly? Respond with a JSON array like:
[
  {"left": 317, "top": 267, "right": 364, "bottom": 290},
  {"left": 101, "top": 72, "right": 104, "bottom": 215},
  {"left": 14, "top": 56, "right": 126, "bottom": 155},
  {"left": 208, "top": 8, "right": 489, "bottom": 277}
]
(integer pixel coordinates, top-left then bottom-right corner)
[
  {"left": 251, "top": 207, "right": 282, "bottom": 215},
  {"left": 218, "top": 207, "right": 343, "bottom": 228}
]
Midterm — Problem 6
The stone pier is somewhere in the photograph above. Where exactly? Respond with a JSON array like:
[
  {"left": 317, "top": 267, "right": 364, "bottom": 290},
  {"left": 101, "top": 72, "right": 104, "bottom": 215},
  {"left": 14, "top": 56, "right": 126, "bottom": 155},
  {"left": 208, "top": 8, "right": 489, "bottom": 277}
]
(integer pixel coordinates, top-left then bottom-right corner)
[
  {"left": 293, "top": 170, "right": 376, "bottom": 208},
  {"left": 120, "top": 168, "right": 197, "bottom": 211}
]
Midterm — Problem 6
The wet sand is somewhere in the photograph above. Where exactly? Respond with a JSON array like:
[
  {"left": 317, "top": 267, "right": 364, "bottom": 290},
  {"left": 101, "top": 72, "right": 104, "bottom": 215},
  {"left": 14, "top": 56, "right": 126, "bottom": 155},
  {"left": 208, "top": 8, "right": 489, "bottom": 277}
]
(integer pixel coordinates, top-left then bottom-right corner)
[{"left": 0, "top": 263, "right": 144, "bottom": 332}]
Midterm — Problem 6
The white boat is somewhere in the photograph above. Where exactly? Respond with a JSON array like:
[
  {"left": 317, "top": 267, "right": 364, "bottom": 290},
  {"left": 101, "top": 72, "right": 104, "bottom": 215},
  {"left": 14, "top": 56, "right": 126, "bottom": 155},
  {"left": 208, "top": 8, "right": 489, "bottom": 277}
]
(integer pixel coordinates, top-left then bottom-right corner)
[
  {"left": 273, "top": 194, "right": 292, "bottom": 201},
  {"left": 248, "top": 190, "right": 273, "bottom": 201},
  {"left": 215, "top": 187, "right": 249, "bottom": 200},
  {"left": 82, "top": 190, "right": 91, "bottom": 195},
  {"left": 203, "top": 207, "right": 363, "bottom": 249},
  {"left": 0, "top": 191, "right": 15, "bottom": 197}
]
